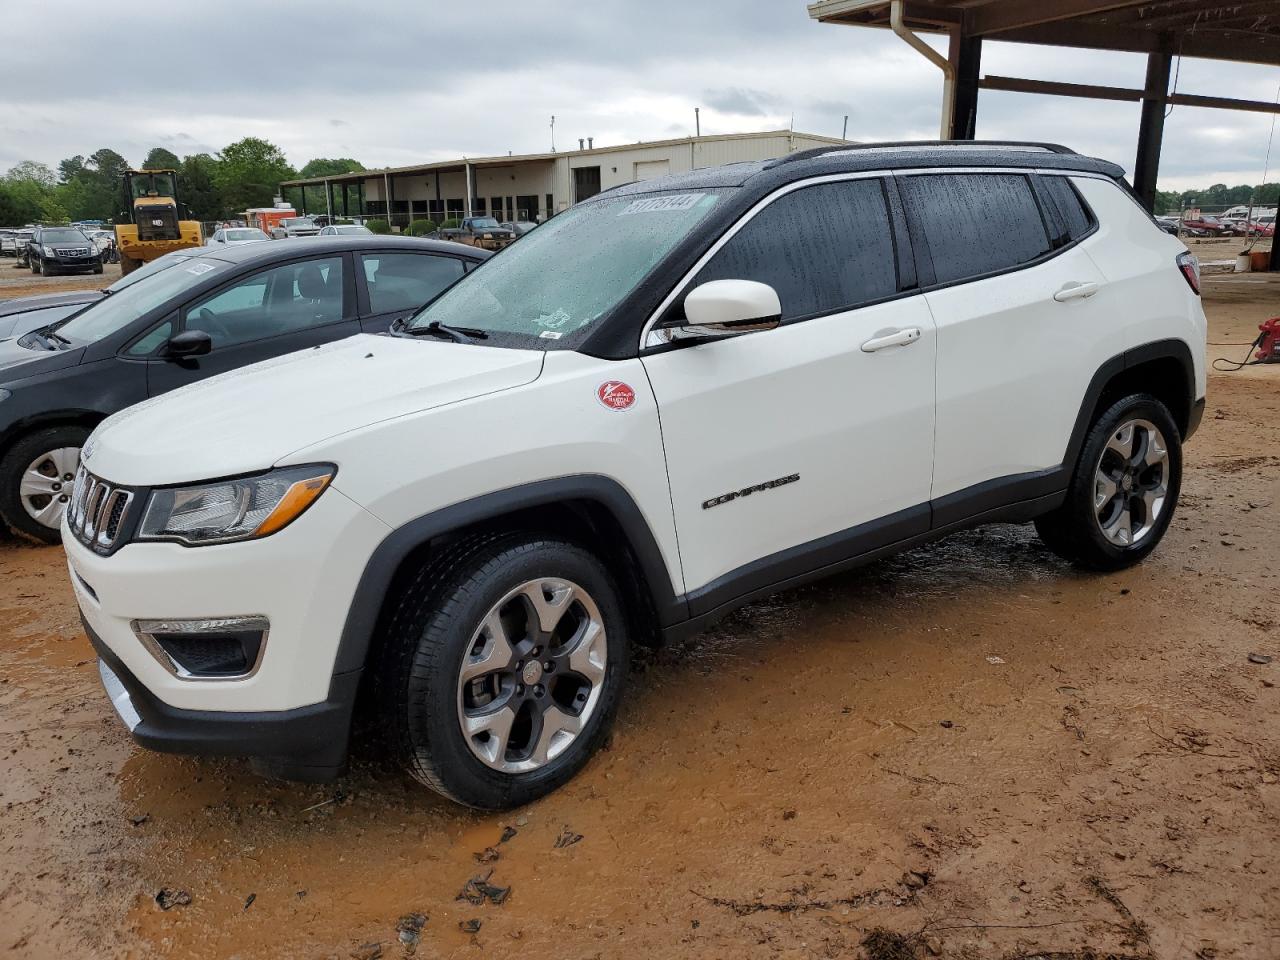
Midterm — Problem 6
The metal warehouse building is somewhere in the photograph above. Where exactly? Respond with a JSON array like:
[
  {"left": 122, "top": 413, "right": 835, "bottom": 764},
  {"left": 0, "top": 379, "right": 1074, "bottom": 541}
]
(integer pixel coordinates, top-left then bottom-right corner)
[{"left": 280, "top": 129, "right": 845, "bottom": 229}]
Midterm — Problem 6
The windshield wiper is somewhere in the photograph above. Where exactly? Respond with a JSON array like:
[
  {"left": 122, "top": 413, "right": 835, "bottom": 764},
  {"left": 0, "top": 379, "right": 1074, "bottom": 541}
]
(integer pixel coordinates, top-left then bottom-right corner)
[{"left": 402, "top": 320, "right": 489, "bottom": 343}]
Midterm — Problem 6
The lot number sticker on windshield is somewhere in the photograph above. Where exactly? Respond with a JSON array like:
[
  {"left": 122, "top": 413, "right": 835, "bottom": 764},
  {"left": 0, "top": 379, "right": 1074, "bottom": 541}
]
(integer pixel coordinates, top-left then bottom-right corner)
[
  {"left": 597, "top": 381, "right": 636, "bottom": 411},
  {"left": 185, "top": 263, "right": 216, "bottom": 275},
  {"left": 618, "top": 194, "right": 705, "bottom": 215}
]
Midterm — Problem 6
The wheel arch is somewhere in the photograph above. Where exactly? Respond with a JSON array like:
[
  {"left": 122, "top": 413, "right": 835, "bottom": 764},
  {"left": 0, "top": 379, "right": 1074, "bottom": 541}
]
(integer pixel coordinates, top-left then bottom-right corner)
[
  {"left": 0, "top": 410, "right": 104, "bottom": 462},
  {"left": 1064, "top": 338, "right": 1197, "bottom": 472},
  {"left": 334, "top": 476, "right": 687, "bottom": 678}
]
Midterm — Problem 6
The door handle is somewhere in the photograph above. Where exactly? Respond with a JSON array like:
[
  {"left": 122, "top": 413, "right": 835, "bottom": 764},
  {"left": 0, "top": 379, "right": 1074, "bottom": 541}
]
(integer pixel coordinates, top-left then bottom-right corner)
[
  {"left": 861, "top": 327, "right": 922, "bottom": 353},
  {"left": 1053, "top": 281, "right": 1099, "bottom": 302}
]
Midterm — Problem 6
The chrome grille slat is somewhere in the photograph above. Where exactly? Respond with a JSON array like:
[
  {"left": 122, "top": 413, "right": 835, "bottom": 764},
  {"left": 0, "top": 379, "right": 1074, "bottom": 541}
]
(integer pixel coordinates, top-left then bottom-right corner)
[{"left": 69, "top": 467, "right": 134, "bottom": 553}]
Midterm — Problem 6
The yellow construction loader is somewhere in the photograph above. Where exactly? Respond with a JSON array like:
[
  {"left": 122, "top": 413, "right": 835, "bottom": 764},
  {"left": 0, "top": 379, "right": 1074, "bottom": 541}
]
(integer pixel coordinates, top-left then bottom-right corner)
[{"left": 113, "top": 169, "right": 203, "bottom": 274}]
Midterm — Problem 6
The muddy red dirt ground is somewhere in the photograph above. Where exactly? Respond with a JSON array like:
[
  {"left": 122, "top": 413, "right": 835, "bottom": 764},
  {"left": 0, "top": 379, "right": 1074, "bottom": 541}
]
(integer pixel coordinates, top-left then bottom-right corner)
[{"left": 2, "top": 271, "right": 1278, "bottom": 960}]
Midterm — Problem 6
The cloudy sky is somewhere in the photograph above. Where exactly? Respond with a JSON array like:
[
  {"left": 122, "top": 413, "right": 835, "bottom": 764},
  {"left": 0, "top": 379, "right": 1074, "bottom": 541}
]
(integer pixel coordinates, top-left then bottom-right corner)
[{"left": 3, "top": 1, "right": 1277, "bottom": 190}]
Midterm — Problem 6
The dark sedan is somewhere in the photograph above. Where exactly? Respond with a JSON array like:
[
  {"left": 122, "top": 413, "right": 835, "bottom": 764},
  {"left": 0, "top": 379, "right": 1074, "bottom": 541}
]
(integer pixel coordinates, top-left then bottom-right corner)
[{"left": 0, "top": 236, "right": 488, "bottom": 542}]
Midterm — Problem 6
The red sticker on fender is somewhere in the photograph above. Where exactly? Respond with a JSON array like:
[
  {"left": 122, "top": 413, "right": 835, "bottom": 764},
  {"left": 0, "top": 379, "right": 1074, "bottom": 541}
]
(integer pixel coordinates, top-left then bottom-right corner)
[{"left": 597, "top": 381, "right": 636, "bottom": 411}]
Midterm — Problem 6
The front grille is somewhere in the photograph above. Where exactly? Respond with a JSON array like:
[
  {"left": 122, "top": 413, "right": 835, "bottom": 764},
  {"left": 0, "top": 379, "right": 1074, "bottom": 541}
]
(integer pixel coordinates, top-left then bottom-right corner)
[
  {"left": 56, "top": 247, "right": 90, "bottom": 258},
  {"left": 68, "top": 466, "right": 135, "bottom": 553},
  {"left": 137, "top": 208, "right": 179, "bottom": 242}
]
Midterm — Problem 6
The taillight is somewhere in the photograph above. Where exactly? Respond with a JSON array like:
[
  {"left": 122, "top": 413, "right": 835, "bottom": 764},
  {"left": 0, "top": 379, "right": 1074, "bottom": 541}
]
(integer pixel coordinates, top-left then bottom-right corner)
[{"left": 1177, "top": 251, "right": 1200, "bottom": 296}]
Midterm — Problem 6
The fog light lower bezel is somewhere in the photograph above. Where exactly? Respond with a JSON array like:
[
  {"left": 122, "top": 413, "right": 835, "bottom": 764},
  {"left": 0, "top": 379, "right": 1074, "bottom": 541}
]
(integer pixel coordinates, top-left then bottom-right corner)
[{"left": 130, "top": 616, "right": 270, "bottom": 681}]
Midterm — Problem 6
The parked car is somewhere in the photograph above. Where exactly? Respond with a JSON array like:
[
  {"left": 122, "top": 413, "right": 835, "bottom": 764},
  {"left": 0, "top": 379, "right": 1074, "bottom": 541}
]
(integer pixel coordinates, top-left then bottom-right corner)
[
  {"left": 1179, "top": 215, "right": 1230, "bottom": 237},
  {"left": 1153, "top": 216, "right": 1180, "bottom": 236},
  {"left": 26, "top": 226, "right": 103, "bottom": 276},
  {"left": 438, "top": 216, "right": 516, "bottom": 250},
  {"left": 0, "top": 230, "right": 20, "bottom": 257},
  {"left": 0, "top": 249, "right": 202, "bottom": 341},
  {"left": 319, "top": 224, "right": 373, "bottom": 237},
  {"left": 0, "top": 236, "right": 487, "bottom": 543},
  {"left": 499, "top": 220, "right": 539, "bottom": 237},
  {"left": 66, "top": 142, "right": 1206, "bottom": 809},
  {"left": 270, "top": 216, "right": 322, "bottom": 239},
  {"left": 207, "top": 226, "right": 272, "bottom": 246},
  {"left": 10, "top": 229, "right": 36, "bottom": 266}
]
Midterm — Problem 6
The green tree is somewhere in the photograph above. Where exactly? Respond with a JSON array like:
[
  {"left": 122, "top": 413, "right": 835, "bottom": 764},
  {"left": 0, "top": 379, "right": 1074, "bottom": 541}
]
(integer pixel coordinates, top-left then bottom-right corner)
[
  {"left": 214, "top": 137, "right": 295, "bottom": 213},
  {"left": 142, "top": 147, "right": 181, "bottom": 171},
  {"left": 2, "top": 161, "right": 57, "bottom": 224},
  {"left": 178, "top": 153, "right": 223, "bottom": 221}
]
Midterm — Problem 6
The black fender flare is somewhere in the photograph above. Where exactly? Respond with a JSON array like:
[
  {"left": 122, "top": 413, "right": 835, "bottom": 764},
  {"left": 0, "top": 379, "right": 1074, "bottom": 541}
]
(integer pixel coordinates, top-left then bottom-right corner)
[
  {"left": 1062, "top": 337, "right": 1197, "bottom": 471},
  {"left": 332, "top": 474, "right": 687, "bottom": 675}
]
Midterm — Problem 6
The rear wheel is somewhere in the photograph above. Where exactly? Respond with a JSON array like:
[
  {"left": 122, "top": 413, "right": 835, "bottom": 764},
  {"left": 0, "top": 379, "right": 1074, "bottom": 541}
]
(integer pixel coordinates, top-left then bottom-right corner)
[
  {"left": 375, "top": 533, "right": 629, "bottom": 809},
  {"left": 1035, "top": 394, "right": 1181, "bottom": 571},
  {"left": 0, "top": 426, "right": 89, "bottom": 544},
  {"left": 119, "top": 253, "right": 141, "bottom": 276}
]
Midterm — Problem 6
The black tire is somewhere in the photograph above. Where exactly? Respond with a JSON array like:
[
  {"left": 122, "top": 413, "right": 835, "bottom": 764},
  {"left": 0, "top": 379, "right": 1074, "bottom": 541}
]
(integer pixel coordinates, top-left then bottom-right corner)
[
  {"left": 0, "top": 425, "right": 90, "bottom": 544},
  {"left": 92, "top": 261, "right": 104, "bottom": 274},
  {"left": 1035, "top": 393, "right": 1182, "bottom": 571},
  {"left": 30, "top": 257, "right": 40, "bottom": 274},
  {"left": 374, "top": 533, "right": 630, "bottom": 809}
]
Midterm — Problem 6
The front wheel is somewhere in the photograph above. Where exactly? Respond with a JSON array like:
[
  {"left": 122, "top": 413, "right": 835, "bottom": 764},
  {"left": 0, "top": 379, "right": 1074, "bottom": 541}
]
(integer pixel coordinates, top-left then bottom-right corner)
[
  {"left": 30, "top": 257, "right": 40, "bottom": 274},
  {"left": 374, "top": 534, "right": 629, "bottom": 809},
  {"left": 1035, "top": 394, "right": 1182, "bottom": 571},
  {"left": 0, "top": 426, "right": 90, "bottom": 544}
]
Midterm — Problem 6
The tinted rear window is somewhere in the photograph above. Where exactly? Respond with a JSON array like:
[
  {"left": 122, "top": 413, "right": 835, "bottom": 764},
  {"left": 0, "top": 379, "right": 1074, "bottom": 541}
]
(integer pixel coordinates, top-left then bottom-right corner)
[
  {"left": 691, "top": 178, "right": 898, "bottom": 321},
  {"left": 900, "top": 173, "right": 1051, "bottom": 285}
]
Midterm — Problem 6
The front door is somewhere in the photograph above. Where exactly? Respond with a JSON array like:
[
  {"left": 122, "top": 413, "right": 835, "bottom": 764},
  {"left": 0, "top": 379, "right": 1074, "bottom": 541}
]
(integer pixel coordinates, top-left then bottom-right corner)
[
  {"left": 146, "top": 253, "right": 359, "bottom": 396},
  {"left": 641, "top": 177, "right": 936, "bottom": 611}
]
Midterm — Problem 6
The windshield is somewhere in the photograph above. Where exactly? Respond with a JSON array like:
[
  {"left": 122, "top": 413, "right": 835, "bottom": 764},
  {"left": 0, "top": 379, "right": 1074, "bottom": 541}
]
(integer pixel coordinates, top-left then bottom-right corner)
[
  {"left": 409, "top": 191, "right": 720, "bottom": 344},
  {"left": 283, "top": 218, "right": 316, "bottom": 228},
  {"left": 226, "top": 229, "right": 267, "bottom": 241},
  {"left": 40, "top": 228, "right": 88, "bottom": 244},
  {"left": 469, "top": 217, "right": 500, "bottom": 229},
  {"left": 58, "top": 256, "right": 228, "bottom": 343},
  {"left": 334, "top": 225, "right": 371, "bottom": 234},
  {"left": 130, "top": 172, "right": 177, "bottom": 200}
]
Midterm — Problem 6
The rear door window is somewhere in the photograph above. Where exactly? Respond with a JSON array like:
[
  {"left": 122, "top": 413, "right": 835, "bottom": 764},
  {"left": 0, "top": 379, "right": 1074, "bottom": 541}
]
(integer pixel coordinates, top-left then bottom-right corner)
[
  {"left": 899, "top": 173, "right": 1052, "bottom": 285},
  {"left": 362, "top": 253, "right": 466, "bottom": 314},
  {"left": 690, "top": 178, "right": 898, "bottom": 321}
]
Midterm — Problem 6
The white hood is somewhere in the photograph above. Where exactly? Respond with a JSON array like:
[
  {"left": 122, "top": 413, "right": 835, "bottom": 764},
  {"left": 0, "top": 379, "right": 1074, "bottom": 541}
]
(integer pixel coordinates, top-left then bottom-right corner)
[{"left": 84, "top": 334, "right": 544, "bottom": 486}]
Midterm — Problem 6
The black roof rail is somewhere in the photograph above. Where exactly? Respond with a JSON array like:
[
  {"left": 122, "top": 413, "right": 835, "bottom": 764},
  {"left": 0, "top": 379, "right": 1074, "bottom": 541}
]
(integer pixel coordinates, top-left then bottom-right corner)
[{"left": 766, "top": 139, "right": 1078, "bottom": 169}]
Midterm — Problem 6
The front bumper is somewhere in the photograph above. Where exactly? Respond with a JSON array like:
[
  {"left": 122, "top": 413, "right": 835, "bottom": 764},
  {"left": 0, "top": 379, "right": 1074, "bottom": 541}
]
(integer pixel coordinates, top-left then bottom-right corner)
[
  {"left": 89, "top": 620, "right": 357, "bottom": 780},
  {"left": 65, "top": 480, "right": 389, "bottom": 713}
]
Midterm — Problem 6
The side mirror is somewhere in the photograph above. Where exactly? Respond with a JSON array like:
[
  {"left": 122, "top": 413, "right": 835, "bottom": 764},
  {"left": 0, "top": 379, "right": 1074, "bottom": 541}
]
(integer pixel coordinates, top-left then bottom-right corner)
[
  {"left": 165, "top": 330, "right": 212, "bottom": 358},
  {"left": 665, "top": 280, "right": 782, "bottom": 344}
]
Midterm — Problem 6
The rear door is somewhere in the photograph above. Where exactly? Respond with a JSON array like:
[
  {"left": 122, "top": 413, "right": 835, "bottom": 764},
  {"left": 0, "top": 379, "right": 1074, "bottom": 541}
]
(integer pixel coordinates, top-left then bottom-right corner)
[
  {"left": 145, "top": 253, "right": 359, "bottom": 396},
  {"left": 356, "top": 251, "right": 470, "bottom": 333},
  {"left": 641, "top": 176, "right": 936, "bottom": 607},
  {"left": 899, "top": 171, "right": 1119, "bottom": 513}
]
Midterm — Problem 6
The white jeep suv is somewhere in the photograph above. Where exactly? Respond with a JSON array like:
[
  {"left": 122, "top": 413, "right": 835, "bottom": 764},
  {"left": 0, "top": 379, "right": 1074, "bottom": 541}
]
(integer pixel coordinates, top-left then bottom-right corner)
[{"left": 65, "top": 142, "right": 1206, "bottom": 809}]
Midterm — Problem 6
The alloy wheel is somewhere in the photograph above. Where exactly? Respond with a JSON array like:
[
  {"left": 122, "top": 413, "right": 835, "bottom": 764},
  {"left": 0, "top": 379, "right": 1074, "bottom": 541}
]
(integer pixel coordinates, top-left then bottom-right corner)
[
  {"left": 1092, "top": 418, "right": 1168, "bottom": 547},
  {"left": 19, "top": 447, "right": 80, "bottom": 529},
  {"left": 456, "top": 577, "right": 607, "bottom": 774}
]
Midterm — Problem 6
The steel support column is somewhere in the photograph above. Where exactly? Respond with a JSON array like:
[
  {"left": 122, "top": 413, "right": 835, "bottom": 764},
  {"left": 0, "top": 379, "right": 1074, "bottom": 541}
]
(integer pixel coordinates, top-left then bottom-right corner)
[
  {"left": 1133, "top": 49, "right": 1172, "bottom": 213},
  {"left": 950, "top": 33, "right": 982, "bottom": 139}
]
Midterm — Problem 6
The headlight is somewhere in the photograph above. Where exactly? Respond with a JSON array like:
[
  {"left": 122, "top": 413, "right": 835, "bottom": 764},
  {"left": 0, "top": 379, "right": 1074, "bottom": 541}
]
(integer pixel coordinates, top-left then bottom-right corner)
[
  {"left": 45, "top": 246, "right": 59, "bottom": 257},
  {"left": 138, "top": 464, "right": 334, "bottom": 546}
]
